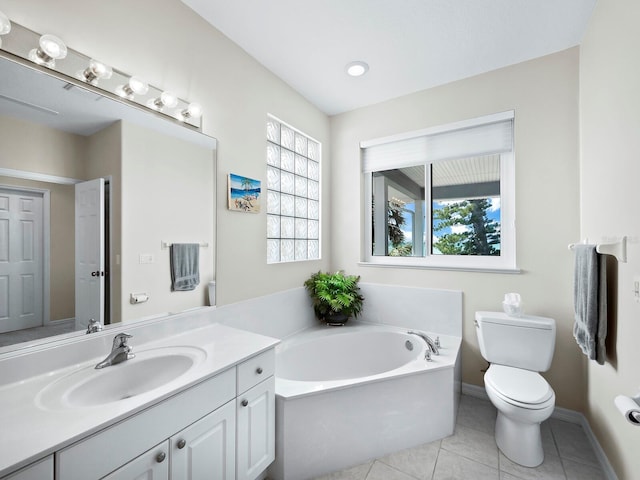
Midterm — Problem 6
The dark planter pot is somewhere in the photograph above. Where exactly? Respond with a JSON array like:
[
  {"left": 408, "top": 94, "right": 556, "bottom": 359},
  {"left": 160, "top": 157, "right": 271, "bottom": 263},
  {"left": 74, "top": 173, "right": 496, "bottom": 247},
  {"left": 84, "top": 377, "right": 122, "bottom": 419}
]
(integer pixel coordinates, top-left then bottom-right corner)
[{"left": 324, "top": 312, "right": 349, "bottom": 326}]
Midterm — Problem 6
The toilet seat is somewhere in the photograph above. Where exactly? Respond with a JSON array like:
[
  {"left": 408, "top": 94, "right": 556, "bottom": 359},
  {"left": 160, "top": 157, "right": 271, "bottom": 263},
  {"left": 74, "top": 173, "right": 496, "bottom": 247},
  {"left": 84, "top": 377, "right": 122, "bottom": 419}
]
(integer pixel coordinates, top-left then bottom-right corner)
[{"left": 485, "top": 365, "right": 554, "bottom": 409}]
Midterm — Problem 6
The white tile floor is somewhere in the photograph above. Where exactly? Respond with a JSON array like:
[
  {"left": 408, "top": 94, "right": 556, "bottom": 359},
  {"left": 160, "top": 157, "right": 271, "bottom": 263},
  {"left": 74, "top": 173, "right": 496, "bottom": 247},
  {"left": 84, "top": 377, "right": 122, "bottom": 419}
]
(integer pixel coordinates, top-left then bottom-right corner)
[{"left": 311, "top": 395, "right": 607, "bottom": 480}]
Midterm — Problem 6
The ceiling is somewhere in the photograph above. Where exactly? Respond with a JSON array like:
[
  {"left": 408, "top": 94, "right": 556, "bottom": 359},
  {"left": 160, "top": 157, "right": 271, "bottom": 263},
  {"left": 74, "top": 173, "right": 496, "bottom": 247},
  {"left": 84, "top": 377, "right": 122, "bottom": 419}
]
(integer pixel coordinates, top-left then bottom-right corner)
[{"left": 181, "top": 0, "right": 597, "bottom": 116}]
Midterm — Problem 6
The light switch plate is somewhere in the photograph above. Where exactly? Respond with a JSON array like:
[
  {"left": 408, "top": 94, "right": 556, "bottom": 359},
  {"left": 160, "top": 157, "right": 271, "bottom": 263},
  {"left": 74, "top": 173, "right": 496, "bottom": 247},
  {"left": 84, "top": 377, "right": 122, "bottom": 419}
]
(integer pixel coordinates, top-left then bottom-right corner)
[{"left": 139, "top": 254, "right": 154, "bottom": 264}]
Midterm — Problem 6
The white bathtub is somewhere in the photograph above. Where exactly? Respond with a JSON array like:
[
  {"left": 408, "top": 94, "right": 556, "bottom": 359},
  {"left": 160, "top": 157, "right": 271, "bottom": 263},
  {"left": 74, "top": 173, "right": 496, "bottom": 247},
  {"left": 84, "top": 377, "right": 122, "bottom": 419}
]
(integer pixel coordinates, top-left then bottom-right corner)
[{"left": 270, "top": 323, "right": 461, "bottom": 480}]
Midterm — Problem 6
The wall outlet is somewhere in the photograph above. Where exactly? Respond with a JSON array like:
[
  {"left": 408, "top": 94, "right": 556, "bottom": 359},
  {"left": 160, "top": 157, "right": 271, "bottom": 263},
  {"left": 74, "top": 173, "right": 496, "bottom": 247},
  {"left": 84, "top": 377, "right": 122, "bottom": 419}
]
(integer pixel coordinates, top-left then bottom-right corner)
[{"left": 139, "top": 254, "right": 154, "bottom": 264}]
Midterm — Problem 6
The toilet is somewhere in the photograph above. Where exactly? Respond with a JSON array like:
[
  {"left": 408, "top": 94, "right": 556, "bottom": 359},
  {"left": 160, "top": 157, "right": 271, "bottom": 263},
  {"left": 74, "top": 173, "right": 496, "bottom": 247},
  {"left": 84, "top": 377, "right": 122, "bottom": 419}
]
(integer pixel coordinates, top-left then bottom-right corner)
[{"left": 475, "top": 311, "right": 556, "bottom": 467}]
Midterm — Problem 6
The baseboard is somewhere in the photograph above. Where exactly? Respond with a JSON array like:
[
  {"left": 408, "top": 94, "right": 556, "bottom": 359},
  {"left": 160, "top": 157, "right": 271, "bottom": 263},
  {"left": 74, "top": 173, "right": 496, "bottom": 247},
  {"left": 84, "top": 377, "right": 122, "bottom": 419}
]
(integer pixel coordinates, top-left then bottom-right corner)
[
  {"left": 461, "top": 382, "right": 489, "bottom": 400},
  {"left": 577, "top": 413, "right": 619, "bottom": 480},
  {"left": 461, "top": 383, "right": 618, "bottom": 480}
]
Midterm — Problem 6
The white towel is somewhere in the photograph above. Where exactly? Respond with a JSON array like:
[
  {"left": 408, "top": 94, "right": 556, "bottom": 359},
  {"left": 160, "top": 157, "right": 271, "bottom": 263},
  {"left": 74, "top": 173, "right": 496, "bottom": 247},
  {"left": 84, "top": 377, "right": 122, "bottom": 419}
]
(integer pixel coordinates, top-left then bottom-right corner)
[{"left": 572, "top": 244, "right": 607, "bottom": 364}]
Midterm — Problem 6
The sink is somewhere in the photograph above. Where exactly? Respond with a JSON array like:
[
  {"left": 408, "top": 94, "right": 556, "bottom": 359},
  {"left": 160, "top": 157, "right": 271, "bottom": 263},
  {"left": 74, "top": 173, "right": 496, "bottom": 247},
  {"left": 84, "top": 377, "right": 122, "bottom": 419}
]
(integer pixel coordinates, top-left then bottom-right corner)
[{"left": 36, "top": 346, "right": 207, "bottom": 410}]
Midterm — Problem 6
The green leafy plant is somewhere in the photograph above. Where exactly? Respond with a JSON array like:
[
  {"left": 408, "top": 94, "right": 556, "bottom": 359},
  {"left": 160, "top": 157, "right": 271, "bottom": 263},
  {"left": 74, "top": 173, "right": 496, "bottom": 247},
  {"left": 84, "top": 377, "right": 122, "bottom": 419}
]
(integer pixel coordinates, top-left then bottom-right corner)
[{"left": 304, "top": 271, "right": 364, "bottom": 322}]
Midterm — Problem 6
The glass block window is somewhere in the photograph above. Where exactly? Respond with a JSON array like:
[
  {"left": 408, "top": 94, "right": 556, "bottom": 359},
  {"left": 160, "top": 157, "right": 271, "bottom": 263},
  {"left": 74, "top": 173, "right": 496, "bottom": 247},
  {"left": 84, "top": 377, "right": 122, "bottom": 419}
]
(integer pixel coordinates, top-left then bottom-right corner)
[{"left": 267, "top": 115, "right": 320, "bottom": 263}]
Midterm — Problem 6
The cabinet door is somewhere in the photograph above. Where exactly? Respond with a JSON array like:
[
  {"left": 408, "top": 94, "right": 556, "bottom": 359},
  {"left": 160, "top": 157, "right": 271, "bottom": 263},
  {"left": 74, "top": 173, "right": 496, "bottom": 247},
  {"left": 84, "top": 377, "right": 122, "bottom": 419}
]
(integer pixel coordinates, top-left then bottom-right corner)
[
  {"left": 236, "top": 377, "right": 275, "bottom": 480},
  {"left": 102, "top": 441, "right": 169, "bottom": 480},
  {"left": 171, "top": 400, "right": 236, "bottom": 480}
]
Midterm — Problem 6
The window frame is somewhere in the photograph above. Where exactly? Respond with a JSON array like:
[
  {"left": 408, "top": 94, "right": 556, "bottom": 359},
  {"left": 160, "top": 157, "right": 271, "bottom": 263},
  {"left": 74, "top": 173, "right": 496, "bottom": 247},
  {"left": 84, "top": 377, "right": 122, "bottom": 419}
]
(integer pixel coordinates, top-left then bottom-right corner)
[{"left": 360, "top": 112, "right": 518, "bottom": 272}]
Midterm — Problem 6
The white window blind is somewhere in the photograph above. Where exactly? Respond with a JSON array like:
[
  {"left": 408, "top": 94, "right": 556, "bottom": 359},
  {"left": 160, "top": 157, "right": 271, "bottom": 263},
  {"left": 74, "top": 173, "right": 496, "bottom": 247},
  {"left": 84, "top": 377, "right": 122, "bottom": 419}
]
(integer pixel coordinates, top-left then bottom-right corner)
[{"left": 362, "top": 113, "right": 513, "bottom": 173}]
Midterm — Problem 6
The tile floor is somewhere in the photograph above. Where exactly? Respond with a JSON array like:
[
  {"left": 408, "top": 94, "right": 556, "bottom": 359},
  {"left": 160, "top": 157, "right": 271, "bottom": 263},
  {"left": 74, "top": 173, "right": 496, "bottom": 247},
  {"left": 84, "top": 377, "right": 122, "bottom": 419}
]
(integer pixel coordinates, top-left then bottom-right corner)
[{"left": 312, "top": 394, "right": 607, "bottom": 480}]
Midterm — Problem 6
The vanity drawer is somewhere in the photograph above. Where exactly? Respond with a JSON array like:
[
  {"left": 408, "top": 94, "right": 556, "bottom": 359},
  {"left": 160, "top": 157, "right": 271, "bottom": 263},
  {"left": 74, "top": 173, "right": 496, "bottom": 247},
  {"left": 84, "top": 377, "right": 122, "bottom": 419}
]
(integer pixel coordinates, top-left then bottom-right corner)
[
  {"left": 56, "top": 368, "right": 235, "bottom": 480},
  {"left": 237, "top": 348, "right": 275, "bottom": 394},
  {"left": 2, "top": 456, "right": 53, "bottom": 480}
]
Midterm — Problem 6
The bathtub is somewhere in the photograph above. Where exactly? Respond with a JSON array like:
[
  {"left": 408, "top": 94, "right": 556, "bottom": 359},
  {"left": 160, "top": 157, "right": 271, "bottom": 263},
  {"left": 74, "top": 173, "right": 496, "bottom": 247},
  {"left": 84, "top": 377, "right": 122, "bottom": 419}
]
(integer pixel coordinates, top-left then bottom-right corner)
[{"left": 269, "top": 323, "right": 461, "bottom": 480}]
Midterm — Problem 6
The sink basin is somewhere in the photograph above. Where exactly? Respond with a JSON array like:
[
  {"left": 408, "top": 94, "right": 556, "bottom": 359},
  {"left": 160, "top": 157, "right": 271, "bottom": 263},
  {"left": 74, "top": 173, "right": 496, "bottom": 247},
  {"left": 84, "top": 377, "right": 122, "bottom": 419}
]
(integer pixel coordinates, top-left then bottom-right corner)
[{"left": 36, "top": 346, "right": 206, "bottom": 410}]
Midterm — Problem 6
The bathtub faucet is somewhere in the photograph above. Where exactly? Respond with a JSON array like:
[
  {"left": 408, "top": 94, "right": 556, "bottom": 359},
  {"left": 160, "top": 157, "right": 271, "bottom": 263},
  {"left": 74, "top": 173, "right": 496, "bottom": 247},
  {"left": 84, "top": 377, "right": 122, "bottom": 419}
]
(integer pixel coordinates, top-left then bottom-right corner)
[{"left": 408, "top": 331, "right": 440, "bottom": 360}]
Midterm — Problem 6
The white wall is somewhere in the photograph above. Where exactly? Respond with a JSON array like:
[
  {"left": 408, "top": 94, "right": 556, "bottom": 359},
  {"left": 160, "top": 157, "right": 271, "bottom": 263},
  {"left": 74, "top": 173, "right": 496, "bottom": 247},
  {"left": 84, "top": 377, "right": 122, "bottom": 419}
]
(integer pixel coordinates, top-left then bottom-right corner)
[
  {"left": 580, "top": 0, "right": 640, "bottom": 478},
  {"left": 120, "top": 121, "right": 214, "bottom": 320},
  {"left": 330, "top": 48, "right": 584, "bottom": 411},
  {"left": 0, "top": 0, "right": 331, "bottom": 309}
]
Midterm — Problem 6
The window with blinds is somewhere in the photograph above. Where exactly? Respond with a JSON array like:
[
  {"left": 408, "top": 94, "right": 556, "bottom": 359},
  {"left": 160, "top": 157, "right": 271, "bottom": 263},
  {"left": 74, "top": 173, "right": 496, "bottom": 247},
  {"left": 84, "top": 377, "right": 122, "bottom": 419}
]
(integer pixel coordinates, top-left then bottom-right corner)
[
  {"left": 360, "top": 111, "right": 517, "bottom": 271},
  {"left": 266, "top": 115, "right": 321, "bottom": 263}
]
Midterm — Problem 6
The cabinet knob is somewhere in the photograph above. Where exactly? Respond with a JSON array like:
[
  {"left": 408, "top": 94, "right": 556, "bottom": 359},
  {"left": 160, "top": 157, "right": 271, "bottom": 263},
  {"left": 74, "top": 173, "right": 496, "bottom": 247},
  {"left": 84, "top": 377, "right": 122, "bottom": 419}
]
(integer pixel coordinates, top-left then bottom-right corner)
[
  {"left": 156, "top": 452, "right": 166, "bottom": 463},
  {"left": 256, "top": 367, "right": 263, "bottom": 374},
  {"left": 177, "top": 439, "right": 187, "bottom": 449},
  {"left": 241, "top": 399, "right": 249, "bottom": 407}
]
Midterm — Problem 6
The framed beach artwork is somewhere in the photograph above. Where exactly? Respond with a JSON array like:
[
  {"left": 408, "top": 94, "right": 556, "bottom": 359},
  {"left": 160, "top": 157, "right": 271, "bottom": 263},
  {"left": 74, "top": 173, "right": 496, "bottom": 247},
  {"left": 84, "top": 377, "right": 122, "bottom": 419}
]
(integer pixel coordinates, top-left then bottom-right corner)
[{"left": 228, "top": 173, "right": 261, "bottom": 213}]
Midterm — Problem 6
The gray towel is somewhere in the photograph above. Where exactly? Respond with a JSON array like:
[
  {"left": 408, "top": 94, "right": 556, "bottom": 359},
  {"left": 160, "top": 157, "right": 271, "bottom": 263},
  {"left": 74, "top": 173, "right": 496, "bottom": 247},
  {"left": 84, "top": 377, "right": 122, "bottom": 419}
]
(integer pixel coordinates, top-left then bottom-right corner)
[
  {"left": 170, "top": 243, "right": 200, "bottom": 291},
  {"left": 572, "top": 244, "right": 607, "bottom": 364}
]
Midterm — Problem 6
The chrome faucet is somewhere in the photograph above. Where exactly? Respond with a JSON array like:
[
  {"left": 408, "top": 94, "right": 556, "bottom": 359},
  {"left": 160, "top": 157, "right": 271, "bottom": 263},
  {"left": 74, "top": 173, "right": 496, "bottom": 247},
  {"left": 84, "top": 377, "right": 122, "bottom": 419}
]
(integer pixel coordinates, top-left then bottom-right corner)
[
  {"left": 95, "top": 333, "right": 135, "bottom": 369},
  {"left": 86, "top": 318, "right": 104, "bottom": 334},
  {"left": 408, "top": 331, "right": 440, "bottom": 360}
]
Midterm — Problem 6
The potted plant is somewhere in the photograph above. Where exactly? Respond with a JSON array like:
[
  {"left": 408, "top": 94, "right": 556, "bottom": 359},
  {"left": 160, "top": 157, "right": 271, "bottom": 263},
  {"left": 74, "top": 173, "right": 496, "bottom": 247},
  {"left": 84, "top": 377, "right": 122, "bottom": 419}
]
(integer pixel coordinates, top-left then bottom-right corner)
[{"left": 304, "top": 271, "right": 364, "bottom": 325}]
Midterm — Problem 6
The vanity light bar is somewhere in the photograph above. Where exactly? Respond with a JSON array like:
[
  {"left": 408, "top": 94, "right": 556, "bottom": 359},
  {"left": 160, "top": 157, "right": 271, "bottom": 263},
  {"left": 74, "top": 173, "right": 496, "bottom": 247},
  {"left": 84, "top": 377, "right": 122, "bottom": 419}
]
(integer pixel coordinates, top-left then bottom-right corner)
[{"left": 0, "top": 13, "right": 203, "bottom": 129}]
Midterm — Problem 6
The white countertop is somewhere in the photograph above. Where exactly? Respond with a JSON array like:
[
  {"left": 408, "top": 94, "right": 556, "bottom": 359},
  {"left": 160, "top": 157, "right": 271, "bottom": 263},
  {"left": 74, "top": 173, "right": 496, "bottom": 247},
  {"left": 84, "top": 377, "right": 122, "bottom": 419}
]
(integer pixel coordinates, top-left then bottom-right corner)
[{"left": 0, "top": 322, "right": 279, "bottom": 477}]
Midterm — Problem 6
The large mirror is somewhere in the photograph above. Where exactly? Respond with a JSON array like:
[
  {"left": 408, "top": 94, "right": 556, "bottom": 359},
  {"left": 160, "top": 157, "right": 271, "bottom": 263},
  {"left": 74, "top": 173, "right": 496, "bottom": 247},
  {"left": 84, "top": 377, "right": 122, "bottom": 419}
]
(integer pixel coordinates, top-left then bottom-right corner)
[{"left": 0, "top": 56, "right": 217, "bottom": 351}]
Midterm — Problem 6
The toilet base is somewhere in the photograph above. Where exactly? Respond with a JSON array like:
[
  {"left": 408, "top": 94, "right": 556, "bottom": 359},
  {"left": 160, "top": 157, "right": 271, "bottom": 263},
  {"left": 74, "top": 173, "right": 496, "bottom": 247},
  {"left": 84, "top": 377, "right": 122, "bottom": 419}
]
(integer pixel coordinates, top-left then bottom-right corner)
[{"left": 495, "top": 411, "right": 544, "bottom": 467}]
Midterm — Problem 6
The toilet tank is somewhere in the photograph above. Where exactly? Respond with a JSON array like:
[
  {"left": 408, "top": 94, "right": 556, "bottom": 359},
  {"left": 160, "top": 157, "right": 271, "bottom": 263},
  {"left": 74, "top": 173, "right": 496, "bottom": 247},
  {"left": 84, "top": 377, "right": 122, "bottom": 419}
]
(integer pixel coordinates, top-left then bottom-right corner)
[{"left": 475, "top": 311, "right": 556, "bottom": 372}]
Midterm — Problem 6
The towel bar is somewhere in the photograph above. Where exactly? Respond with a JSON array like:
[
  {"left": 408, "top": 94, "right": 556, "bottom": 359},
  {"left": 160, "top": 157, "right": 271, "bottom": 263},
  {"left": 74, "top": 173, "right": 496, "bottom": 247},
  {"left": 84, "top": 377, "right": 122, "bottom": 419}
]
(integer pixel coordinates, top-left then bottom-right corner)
[
  {"left": 568, "top": 236, "right": 627, "bottom": 263},
  {"left": 161, "top": 241, "right": 209, "bottom": 249}
]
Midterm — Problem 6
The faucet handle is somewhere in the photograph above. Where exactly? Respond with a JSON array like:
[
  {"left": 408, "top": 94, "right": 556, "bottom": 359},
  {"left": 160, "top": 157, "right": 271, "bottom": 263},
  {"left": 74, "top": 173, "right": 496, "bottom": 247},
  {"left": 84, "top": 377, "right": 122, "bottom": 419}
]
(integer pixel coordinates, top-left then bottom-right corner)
[{"left": 113, "top": 332, "right": 133, "bottom": 349}]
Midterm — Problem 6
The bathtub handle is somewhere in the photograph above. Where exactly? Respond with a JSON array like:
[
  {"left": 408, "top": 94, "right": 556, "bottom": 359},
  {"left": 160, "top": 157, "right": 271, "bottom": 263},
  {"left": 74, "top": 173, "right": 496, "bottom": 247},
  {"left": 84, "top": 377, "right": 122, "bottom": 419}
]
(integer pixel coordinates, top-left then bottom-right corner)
[
  {"left": 241, "top": 399, "right": 249, "bottom": 407},
  {"left": 256, "top": 367, "right": 263, "bottom": 375}
]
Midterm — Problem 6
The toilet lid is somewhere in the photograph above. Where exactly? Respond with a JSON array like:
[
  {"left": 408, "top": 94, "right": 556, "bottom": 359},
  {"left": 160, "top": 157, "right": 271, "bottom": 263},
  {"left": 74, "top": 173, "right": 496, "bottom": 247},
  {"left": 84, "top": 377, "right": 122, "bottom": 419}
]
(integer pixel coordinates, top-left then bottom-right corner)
[{"left": 485, "top": 365, "right": 553, "bottom": 405}]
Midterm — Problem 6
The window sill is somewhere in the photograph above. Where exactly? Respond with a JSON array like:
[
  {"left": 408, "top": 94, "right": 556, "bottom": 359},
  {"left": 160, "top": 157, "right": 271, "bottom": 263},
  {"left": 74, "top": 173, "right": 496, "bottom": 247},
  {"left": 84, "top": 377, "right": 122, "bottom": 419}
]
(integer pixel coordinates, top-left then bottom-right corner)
[{"left": 358, "top": 261, "right": 522, "bottom": 274}]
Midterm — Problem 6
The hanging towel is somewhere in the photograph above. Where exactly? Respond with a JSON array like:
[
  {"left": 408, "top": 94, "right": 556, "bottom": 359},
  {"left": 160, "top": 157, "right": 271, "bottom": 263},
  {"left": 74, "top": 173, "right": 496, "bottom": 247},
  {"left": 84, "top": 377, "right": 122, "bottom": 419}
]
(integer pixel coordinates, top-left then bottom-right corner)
[
  {"left": 170, "top": 243, "right": 200, "bottom": 291},
  {"left": 572, "top": 244, "right": 607, "bottom": 364}
]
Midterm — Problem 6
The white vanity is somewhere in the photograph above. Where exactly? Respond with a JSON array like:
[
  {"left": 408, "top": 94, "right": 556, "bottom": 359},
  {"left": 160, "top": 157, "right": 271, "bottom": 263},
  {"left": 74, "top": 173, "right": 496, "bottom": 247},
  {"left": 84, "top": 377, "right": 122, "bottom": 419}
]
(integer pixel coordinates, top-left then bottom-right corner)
[{"left": 0, "top": 319, "right": 278, "bottom": 480}]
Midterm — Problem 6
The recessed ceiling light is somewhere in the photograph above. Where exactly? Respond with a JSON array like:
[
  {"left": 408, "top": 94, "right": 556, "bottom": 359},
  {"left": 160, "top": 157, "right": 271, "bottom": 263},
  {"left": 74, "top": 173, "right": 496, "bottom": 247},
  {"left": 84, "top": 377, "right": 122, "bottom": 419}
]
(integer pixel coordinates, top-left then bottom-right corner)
[{"left": 346, "top": 61, "right": 369, "bottom": 77}]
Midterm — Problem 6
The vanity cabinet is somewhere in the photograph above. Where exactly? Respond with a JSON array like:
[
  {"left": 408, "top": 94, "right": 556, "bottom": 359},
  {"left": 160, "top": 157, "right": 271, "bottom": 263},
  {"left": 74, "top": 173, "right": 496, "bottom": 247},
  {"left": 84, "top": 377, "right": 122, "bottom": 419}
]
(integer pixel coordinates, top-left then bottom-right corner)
[
  {"left": 102, "top": 441, "right": 169, "bottom": 480},
  {"left": 1, "top": 456, "right": 53, "bottom": 480},
  {"left": 105, "top": 401, "right": 236, "bottom": 480},
  {"left": 53, "top": 347, "right": 274, "bottom": 480},
  {"left": 170, "top": 400, "right": 236, "bottom": 479},
  {"left": 237, "top": 377, "right": 275, "bottom": 480},
  {"left": 236, "top": 350, "right": 276, "bottom": 480}
]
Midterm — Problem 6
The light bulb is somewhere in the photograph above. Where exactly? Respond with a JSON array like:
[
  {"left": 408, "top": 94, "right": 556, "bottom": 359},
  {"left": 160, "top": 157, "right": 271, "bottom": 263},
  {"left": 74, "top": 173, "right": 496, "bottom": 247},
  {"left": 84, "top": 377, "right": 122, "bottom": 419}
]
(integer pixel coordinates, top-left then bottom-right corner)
[
  {"left": 78, "top": 59, "right": 113, "bottom": 85},
  {"left": 28, "top": 34, "right": 67, "bottom": 68},
  {"left": 128, "top": 77, "right": 149, "bottom": 95},
  {"left": 0, "top": 10, "right": 11, "bottom": 36},
  {"left": 176, "top": 102, "right": 203, "bottom": 122},
  {"left": 159, "top": 91, "right": 178, "bottom": 108},
  {"left": 148, "top": 91, "right": 178, "bottom": 110},
  {"left": 183, "top": 102, "right": 203, "bottom": 118},
  {"left": 116, "top": 76, "right": 149, "bottom": 100},
  {"left": 346, "top": 61, "right": 369, "bottom": 77}
]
